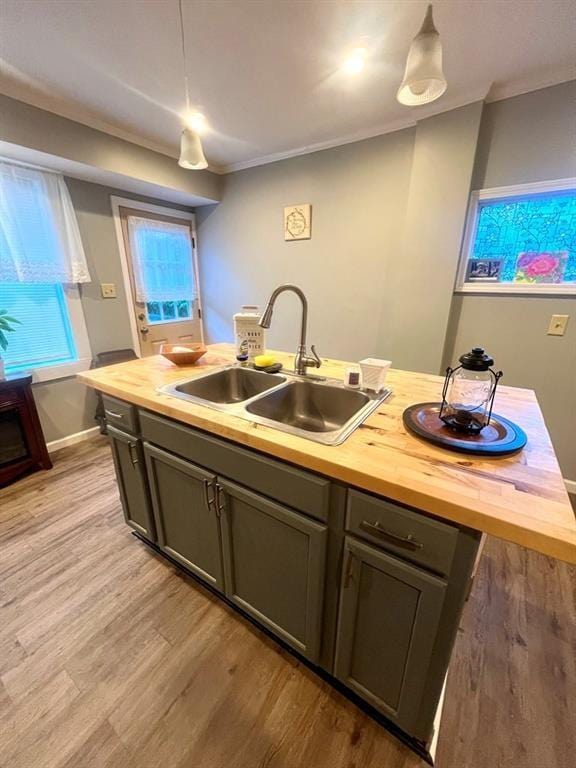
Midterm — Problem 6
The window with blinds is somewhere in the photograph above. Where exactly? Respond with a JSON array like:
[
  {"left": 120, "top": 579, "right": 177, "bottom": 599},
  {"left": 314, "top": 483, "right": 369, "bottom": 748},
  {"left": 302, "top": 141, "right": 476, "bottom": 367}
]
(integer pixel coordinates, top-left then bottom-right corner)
[{"left": 0, "top": 283, "right": 77, "bottom": 373}]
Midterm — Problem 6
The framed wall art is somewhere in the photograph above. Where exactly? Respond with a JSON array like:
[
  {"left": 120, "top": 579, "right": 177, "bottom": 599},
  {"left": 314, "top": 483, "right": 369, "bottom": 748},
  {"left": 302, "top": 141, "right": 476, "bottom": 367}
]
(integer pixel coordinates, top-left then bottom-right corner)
[{"left": 284, "top": 204, "right": 311, "bottom": 241}]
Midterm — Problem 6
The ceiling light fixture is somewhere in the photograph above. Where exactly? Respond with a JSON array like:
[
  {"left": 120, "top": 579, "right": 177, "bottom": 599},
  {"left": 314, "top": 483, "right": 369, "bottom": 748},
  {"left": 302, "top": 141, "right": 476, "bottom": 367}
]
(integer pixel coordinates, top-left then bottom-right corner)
[
  {"left": 343, "top": 48, "right": 366, "bottom": 75},
  {"left": 185, "top": 112, "right": 207, "bottom": 134},
  {"left": 177, "top": 0, "right": 208, "bottom": 170},
  {"left": 397, "top": 4, "right": 447, "bottom": 106}
]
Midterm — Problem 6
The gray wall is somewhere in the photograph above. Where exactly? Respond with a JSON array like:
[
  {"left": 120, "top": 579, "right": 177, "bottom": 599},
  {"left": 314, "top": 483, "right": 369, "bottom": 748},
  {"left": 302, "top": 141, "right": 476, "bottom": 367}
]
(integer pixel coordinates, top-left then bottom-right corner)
[
  {"left": 197, "top": 103, "right": 483, "bottom": 368},
  {"left": 445, "top": 81, "right": 576, "bottom": 479},
  {"left": 386, "top": 102, "right": 483, "bottom": 373},
  {"left": 197, "top": 82, "right": 575, "bottom": 478},
  {"left": 33, "top": 178, "right": 194, "bottom": 443},
  {"left": 197, "top": 126, "right": 415, "bottom": 361}
]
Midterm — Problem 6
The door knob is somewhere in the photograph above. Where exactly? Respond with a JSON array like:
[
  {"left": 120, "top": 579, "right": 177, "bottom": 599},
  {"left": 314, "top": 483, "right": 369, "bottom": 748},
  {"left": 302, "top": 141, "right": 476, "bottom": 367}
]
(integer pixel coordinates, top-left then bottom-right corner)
[
  {"left": 140, "top": 326, "right": 149, "bottom": 335},
  {"left": 138, "top": 313, "right": 146, "bottom": 321}
]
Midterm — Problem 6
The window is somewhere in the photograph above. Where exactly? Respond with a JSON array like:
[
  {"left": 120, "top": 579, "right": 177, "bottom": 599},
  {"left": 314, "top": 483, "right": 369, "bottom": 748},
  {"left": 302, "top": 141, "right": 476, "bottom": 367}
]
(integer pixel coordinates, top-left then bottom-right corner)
[
  {"left": 127, "top": 215, "right": 197, "bottom": 325},
  {"left": 0, "top": 284, "right": 76, "bottom": 371},
  {"left": 0, "top": 161, "right": 92, "bottom": 381},
  {"left": 457, "top": 178, "right": 576, "bottom": 294}
]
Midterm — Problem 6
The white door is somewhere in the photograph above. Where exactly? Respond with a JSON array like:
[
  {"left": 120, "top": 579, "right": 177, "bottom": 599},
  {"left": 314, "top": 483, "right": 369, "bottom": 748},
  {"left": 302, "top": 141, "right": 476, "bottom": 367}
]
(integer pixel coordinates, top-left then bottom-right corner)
[{"left": 118, "top": 205, "right": 204, "bottom": 356}]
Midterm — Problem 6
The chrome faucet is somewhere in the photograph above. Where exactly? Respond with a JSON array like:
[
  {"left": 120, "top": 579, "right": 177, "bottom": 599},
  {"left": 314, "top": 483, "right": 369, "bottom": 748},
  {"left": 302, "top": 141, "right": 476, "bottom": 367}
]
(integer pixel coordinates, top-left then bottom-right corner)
[{"left": 259, "top": 284, "right": 321, "bottom": 376}]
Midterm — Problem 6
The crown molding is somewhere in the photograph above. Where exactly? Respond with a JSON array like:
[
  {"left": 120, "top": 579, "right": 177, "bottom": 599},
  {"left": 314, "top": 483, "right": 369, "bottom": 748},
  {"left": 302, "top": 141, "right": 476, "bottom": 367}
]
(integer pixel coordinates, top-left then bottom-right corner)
[
  {"left": 220, "top": 86, "right": 491, "bottom": 174},
  {"left": 485, "top": 69, "right": 575, "bottom": 104},
  {"left": 1, "top": 70, "right": 573, "bottom": 178}
]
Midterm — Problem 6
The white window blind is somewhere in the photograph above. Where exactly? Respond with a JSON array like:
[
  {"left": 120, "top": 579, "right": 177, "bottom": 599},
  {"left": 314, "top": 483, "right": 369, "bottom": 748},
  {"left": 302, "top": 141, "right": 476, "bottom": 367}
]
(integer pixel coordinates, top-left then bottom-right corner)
[
  {"left": 127, "top": 216, "right": 196, "bottom": 303},
  {"left": 0, "top": 161, "right": 91, "bottom": 284},
  {"left": 0, "top": 283, "right": 77, "bottom": 372}
]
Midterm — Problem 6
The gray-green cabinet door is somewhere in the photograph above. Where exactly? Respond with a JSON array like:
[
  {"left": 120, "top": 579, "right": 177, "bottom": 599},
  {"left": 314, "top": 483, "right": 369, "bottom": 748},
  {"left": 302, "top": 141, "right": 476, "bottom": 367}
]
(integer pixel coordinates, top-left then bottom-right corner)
[
  {"left": 144, "top": 443, "right": 224, "bottom": 591},
  {"left": 108, "top": 426, "right": 156, "bottom": 542},
  {"left": 334, "top": 537, "right": 446, "bottom": 739},
  {"left": 218, "top": 479, "right": 327, "bottom": 663}
]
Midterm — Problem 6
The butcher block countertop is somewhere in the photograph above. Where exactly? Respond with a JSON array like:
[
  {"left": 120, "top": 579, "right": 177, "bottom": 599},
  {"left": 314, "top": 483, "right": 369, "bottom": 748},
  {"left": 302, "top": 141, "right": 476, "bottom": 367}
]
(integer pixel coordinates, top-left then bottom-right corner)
[{"left": 79, "top": 344, "right": 576, "bottom": 564}]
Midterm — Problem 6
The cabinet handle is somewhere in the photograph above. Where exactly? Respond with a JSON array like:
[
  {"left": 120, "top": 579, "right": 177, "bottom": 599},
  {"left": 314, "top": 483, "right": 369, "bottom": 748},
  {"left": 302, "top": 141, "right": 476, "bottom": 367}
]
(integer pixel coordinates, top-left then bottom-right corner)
[
  {"left": 128, "top": 442, "right": 139, "bottom": 467},
  {"left": 215, "top": 483, "right": 226, "bottom": 517},
  {"left": 359, "top": 520, "right": 423, "bottom": 550},
  {"left": 105, "top": 409, "right": 124, "bottom": 420},
  {"left": 203, "top": 478, "right": 216, "bottom": 513},
  {"left": 343, "top": 549, "right": 355, "bottom": 589}
]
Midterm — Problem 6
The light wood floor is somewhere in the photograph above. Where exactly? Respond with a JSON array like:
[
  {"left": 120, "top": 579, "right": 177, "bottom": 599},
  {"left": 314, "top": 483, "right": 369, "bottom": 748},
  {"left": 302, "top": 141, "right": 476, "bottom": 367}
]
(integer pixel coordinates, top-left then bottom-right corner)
[{"left": 0, "top": 438, "right": 574, "bottom": 768}]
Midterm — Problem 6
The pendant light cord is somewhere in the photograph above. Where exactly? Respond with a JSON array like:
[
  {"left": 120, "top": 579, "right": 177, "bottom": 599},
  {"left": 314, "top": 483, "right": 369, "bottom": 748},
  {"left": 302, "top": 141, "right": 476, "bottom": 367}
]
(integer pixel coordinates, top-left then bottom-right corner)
[{"left": 178, "top": 0, "right": 190, "bottom": 113}]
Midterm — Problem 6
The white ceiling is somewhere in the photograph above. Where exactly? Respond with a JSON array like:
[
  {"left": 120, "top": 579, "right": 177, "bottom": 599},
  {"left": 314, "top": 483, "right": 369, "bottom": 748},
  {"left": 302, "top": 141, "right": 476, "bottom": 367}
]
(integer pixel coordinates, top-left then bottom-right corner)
[{"left": 0, "top": 0, "right": 574, "bottom": 173}]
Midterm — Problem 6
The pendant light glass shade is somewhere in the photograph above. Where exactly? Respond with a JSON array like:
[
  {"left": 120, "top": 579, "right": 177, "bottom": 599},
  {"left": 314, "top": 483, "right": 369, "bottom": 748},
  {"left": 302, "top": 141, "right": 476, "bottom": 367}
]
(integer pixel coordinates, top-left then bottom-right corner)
[
  {"left": 178, "top": 128, "right": 208, "bottom": 170},
  {"left": 397, "top": 4, "right": 447, "bottom": 106}
]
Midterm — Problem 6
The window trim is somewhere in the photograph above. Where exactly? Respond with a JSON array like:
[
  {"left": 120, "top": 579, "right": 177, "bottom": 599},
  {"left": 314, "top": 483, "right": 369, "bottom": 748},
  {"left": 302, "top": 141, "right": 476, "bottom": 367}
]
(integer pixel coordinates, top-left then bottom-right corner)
[
  {"left": 4, "top": 284, "right": 92, "bottom": 383},
  {"left": 110, "top": 196, "right": 202, "bottom": 356},
  {"left": 455, "top": 177, "right": 576, "bottom": 296}
]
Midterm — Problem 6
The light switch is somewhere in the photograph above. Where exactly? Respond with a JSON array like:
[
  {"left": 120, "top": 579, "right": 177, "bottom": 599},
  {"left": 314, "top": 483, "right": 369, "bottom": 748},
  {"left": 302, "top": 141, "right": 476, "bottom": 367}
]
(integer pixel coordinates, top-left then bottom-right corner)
[
  {"left": 101, "top": 283, "right": 117, "bottom": 298},
  {"left": 547, "top": 314, "right": 569, "bottom": 336}
]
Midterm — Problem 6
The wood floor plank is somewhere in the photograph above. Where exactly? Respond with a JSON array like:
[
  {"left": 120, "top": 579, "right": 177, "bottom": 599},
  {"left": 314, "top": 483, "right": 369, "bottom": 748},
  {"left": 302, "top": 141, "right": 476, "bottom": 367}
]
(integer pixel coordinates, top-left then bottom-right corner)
[
  {"left": 0, "top": 437, "right": 574, "bottom": 768},
  {"left": 60, "top": 721, "right": 137, "bottom": 768},
  {"left": 0, "top": 670, "right": 80, "bottom": 766}
]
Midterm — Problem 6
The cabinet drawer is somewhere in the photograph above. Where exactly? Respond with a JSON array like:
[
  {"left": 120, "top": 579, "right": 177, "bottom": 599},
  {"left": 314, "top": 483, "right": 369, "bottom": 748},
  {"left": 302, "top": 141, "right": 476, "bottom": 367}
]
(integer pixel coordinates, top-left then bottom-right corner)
[
  {"left": 102, "top": 395, "right": 138, "bottom": 434},
  {"left": 346, "top": 490, "right": 458, "bottom": 576},
  {"left": 140, "top": 410, "right": 330, "bottom": 522}
]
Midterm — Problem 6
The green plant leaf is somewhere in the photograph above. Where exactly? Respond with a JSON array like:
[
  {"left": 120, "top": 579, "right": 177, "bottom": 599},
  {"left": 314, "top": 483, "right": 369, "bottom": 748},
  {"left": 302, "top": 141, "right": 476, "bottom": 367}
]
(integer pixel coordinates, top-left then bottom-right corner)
[
  {"left": 0, "top": 330, "right": 7, "bottom": 351},
  {"left": 1, "top": 316, "right": 20, "bottom": 324}
]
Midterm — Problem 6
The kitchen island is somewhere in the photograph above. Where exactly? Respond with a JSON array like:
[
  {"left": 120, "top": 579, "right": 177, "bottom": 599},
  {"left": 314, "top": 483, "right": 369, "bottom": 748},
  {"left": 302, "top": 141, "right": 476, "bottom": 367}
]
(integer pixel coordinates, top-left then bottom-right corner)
[{"left": 78, "top": 344, "right": 576, "bottom": 760}]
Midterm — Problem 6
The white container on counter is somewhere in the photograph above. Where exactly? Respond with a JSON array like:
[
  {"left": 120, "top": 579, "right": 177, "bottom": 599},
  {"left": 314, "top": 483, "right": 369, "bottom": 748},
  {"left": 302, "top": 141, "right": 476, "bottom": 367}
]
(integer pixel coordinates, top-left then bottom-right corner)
[
  {"left": 359, "top": 358, "right": 391, "bottom": 392},
  {"left": 233, "top": 305, "right": 266, "bottom": 360}
]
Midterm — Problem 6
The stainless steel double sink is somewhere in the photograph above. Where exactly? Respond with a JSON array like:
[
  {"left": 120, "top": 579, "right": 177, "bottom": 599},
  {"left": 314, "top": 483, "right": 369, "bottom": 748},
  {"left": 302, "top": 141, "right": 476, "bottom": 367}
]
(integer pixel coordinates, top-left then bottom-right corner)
[{"left": 159, "top": 365, "right": 391, "bottom": 446}]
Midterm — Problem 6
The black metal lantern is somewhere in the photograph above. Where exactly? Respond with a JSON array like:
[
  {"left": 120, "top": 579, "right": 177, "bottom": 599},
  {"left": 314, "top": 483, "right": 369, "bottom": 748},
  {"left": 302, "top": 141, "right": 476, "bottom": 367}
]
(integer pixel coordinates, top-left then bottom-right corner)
[{"left": 439, "top": 348, "right": 503, "bottom": 435}]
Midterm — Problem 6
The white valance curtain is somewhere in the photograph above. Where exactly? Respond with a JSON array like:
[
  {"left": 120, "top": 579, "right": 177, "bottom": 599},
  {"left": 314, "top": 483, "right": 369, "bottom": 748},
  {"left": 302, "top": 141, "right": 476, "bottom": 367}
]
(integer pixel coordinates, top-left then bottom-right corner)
[
  {"left": 127, "top": 216, "right": 196, "bottom": 303},
  {"left": 0, "top": 161, "right": 91, "bottom": 284}
]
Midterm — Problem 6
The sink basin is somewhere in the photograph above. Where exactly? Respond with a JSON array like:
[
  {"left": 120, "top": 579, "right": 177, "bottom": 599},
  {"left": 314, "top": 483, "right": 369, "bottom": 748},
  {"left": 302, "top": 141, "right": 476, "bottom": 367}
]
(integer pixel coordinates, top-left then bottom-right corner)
[
  {"left": 170, "top": 366, "right": 285, "bottom": 404},
  {"left": 159, "top": 365, "right": 391, "bottom": 446},
  {"left": 246, "top": 380, "right": 370, "bottom": 433}
]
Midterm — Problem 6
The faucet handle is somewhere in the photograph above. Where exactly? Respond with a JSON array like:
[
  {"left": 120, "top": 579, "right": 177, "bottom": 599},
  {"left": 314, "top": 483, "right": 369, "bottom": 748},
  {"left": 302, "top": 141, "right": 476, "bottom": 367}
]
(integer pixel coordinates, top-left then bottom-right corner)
[{"left": 309, "top": 345, "right": 322, "bottom": 369}]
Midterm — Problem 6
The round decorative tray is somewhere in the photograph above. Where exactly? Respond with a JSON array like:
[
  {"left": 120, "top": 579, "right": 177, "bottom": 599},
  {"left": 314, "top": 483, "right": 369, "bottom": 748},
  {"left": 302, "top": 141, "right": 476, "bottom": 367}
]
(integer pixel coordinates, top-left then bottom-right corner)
[{"left": 402, "top": 402, "right": 527, "bottom": 456}]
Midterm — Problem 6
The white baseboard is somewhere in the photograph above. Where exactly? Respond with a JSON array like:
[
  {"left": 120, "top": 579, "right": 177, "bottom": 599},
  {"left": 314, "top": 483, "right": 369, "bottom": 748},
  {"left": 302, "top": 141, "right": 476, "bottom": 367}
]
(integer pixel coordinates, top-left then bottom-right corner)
[
  {"left": 565, "top": 478, "right": 576, "bottom": 495},
  {"left": 47, "top": 426, "right": 101, "bottom": 454}
]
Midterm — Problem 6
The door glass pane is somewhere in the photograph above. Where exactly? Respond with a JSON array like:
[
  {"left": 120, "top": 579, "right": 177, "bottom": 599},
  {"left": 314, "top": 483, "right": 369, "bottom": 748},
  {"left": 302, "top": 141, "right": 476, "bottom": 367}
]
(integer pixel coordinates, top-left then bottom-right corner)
[
  {"left": 146, "top": 301, "right": 161, "bottom": 322},
  {"left": 177, "top": 300, "right": 191, "bottom": 318},
  {"left": 162, "top": 301, "right": 176, "bottom": 320}
]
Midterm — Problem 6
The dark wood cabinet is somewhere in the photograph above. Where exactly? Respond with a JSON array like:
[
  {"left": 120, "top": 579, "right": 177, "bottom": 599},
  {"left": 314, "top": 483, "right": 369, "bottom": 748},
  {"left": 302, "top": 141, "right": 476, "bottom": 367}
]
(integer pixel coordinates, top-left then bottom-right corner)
[
  {"left": 334, "top": 536, "right": 446, "bottom": 739},
  {"left": 108, "top": 426, "right": 155, "bottom": 541},
  {"left": 0, "top": 375, "right": 51, "bottom": 487}
]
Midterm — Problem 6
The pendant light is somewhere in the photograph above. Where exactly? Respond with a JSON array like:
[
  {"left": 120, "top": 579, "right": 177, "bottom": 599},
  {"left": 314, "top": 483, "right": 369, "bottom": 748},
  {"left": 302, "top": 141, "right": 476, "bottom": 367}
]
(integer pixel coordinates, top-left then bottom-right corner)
[
  {"left": 397, "top": 4, "right": 447, "bottom": 106},
  {"left": 177, "top": 0, "right": 208, "bottom": 169}
]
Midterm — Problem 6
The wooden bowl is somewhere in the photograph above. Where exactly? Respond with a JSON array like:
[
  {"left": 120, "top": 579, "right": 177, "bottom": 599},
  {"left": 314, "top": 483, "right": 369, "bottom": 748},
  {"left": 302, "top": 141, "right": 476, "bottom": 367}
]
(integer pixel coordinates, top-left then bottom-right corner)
[{"left": 160, "top": 343, "right": 207, "bottom": 366}]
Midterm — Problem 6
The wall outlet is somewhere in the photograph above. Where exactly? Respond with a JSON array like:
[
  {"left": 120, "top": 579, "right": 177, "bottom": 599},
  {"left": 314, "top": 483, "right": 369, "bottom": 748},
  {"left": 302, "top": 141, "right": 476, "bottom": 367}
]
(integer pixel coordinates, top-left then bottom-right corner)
[
  {"left": 101, "top": 283, "right": 117, "bottom": 299},
  {"left": 547, "top": 314, "right": 569, "bottom": 336}
]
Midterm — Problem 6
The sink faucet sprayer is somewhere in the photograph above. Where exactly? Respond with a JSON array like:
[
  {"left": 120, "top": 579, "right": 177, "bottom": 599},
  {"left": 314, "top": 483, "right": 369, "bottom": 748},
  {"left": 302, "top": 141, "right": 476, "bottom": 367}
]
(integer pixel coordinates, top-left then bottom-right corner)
[{"left": 259, "top": 284, "right": 321, "bottom": 376}]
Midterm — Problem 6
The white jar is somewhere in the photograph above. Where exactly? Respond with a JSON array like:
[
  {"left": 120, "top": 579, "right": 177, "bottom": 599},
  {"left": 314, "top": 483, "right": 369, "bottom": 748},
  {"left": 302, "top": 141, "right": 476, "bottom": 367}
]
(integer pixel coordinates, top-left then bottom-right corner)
[{"left": 233, "top": 305, "right": 266, "bottom": 360}]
